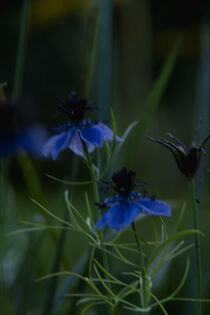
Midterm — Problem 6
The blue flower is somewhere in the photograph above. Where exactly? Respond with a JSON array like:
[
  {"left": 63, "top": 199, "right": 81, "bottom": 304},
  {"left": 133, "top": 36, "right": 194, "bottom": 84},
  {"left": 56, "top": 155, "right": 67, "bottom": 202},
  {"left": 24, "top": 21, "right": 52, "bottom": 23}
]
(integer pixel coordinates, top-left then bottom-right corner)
[
  {"left": 0, "top": 127, "right": 46, "bottom": 158},
  {"left": 43, "top": 91, "right": 123, "bottom": 159},
  {"left": 0, "top": 99, "right": 46, "bottom": 158},
  {"left": 94, "top": 167, "right": 171, "bottom": 231}
]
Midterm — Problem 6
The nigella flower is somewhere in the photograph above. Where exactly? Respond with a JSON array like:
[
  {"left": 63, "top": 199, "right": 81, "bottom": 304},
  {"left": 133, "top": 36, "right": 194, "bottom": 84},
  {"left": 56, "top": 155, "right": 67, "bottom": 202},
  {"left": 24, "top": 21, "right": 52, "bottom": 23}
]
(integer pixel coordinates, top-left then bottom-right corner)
[
  {"left": 146, "top": 129, "right": 210, "bottom": 180},
  {"left": 94, "top": 167, "right": 171, "bottom": 231},
  {"left": 0, "top": 98, "right": 46, "bottom": 158},
  {"left": 43, "top": 91, "right": 123, "bottom": 159}
]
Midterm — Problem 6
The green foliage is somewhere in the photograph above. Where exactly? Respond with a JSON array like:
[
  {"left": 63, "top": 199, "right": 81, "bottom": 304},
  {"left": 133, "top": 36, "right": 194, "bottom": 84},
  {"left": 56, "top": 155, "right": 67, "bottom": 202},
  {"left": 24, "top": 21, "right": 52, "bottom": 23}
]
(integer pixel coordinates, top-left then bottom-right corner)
[
  {"left": 124, "top": 39, "right": 181, "bottom": 165},
  {"left": 18, "top": 129, "right": 204, "bottom": 314},
  {"left": 2, "top": 0, "right": 210, "bottom": 313},
  {"left": 33, "top": 194, "right": 198, "bottom": 314}
]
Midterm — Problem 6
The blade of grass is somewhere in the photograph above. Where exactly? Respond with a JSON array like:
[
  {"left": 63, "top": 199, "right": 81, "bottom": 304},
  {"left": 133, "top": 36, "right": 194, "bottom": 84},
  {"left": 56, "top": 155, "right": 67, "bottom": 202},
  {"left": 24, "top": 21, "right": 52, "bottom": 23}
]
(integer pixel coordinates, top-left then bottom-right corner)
[
  {"left": 150, "top": 258, "right": 190, "bottom": 308},
  {"left": 148, "top": 229, "right": 203, "bottom": 268},
  {"left": 41, "top": 208, "right": 69, "bottom": 315},
  {"left": 13, "top": 0, "right": 30, "bottom": 98},
  {"left": 45, "top": 174, "right": 92, "bottom": 186},
  {"left": 18, "top": 152, "right": 46, "bottom": 206},
  {"left": 175, "top": 202, "right": 186, "bottom": 232},
  {"left": 52, "top": 251, "right": 89, "bottom": 312},
  {"left": 96, "top": 0, "right": 113, "bottom": 122},
  {"left": 124, "top": 39, "right": 181, "bottom": 164},
  {"left": 0, "top": 82, "right": 7, "bottom": 101}
]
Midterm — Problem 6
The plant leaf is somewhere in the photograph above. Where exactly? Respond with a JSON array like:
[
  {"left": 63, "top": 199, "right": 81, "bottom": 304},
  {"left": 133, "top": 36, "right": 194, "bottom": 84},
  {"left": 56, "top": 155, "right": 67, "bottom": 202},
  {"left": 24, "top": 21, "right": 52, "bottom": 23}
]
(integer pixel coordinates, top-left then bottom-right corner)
[{"left": 124, "top": 39, "right": 181, "bottom": 164}]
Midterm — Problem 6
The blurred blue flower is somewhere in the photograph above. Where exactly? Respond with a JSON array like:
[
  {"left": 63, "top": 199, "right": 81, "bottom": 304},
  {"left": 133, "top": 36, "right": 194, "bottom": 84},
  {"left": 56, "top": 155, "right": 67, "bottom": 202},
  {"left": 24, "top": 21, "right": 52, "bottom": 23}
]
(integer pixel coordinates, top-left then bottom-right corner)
[
  {"left": 0, "top": 99, "right": 46, "bottom": 158},
  {"left": 43, "top": 91, "right": 123, "bottom": 159},
  {"left": 94, "top": 167, "right": 171, "bottom": 231},
  {"left": 0, "top": 127, "right": 46, "bottom": 158}
]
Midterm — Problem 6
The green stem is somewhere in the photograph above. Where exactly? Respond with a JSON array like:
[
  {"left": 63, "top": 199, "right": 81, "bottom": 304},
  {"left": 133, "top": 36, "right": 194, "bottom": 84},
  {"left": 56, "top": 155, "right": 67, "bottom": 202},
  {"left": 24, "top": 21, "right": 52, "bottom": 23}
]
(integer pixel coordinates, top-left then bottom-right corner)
[
  {"left": 189, "top": 179, "right": 202, "bottom": 315},
  {"left": 84, "top": 151, "right": 112, "bottom": 315},
  {"left": 90, "top": 172, "right": 112, "bottom": 315},
  {"left": 96, "top": 0, "right": 113, "bottom": 122},
  {"left": 132, "top": 222, "right": 149, "bottom": 315},
  {"left": 89, "top": 158, "right": 100, "bottom": 213},
  {"left": 81, "top": 142, "right": 99, "bottom": 219},
  {"left": 13, "top": 0, "right": 30, "bottom": 98},
  {"left": 42, "top": 209, "right": 69, "bottom": 315},
  {"left": 86, "top": 153, "right": 109, "bottom": 269}
]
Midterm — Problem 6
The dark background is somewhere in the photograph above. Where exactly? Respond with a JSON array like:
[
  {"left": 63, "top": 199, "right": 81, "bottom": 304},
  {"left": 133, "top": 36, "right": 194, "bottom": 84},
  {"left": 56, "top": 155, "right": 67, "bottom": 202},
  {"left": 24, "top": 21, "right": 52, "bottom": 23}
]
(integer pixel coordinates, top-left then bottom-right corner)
[{"left": 1, "top": 1, "right": 210, "bottom": 314}]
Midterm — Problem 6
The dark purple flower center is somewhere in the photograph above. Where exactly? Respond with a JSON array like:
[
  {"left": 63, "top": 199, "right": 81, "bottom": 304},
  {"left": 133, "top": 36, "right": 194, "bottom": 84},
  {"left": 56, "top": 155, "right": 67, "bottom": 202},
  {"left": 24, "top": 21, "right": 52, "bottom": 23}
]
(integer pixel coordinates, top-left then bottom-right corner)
[
  {"left": 59, "top": 91, "right": 94, "bottom": 123},
  {"left": 96, "top": 168, "right": 149, "bottom": 209},
  {"left": 49, "top": 120, "right": 93, "bottom": 134},
  {"left": 112, "top": 167, "right": 136, "bottom": 197}
]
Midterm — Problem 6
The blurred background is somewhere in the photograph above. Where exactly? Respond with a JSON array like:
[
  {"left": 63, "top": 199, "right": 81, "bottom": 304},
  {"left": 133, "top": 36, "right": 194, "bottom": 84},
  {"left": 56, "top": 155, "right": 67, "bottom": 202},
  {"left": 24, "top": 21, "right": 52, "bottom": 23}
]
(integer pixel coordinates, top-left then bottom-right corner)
[{"left": 1, "top": 0, "right": 210, "bottom": 314}]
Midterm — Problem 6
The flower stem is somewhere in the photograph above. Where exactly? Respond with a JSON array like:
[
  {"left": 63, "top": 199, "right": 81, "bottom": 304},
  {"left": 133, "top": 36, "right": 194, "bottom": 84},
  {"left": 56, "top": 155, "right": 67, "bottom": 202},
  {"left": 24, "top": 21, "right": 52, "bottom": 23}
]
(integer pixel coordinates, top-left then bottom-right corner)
[
  {"left": 89, "top": 159, "right": 100, "bottom": 214},
  {"left": 132, "top": 222, "right": 149, "bottom": 315},
  {"left": 41, "top": 209, "right": 69, "bottom": 315},
  {"left": 85, "top": 151, "right": 113, "bottom": 315},
  {"left": 189, "top": 179, "right": 202, "bottom": 315},
  {"left": 87, "top": 154, "right": 110, "bottom": 269}
]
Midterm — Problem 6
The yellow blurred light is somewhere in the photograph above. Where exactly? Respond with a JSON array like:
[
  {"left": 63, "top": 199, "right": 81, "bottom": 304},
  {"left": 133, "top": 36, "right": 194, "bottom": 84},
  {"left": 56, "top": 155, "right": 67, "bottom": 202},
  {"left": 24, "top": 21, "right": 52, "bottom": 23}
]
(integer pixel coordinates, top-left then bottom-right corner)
[{"left": 30, "top": 0, "right": 122, "bottom": 27}]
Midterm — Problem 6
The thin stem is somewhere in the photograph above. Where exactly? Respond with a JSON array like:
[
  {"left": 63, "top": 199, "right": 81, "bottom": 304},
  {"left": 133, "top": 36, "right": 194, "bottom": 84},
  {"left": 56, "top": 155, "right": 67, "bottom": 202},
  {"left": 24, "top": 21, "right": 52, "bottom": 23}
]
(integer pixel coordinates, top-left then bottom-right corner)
[
  {"left": 86, "top": 152, "right": 110, "bottom": 271},
  {"left": 96, "top": 0, "right": 113, "bottom": 122},
  {"left": 13, "top": 0, "right": 30, "bottom": 98},
  {"left": 84, "top": 149, "right": 112, "bottom": 315},
  {"left": 132, "top": 222, "right": 149, "bottom": 315},
  {"left": 89, "top": 157, "right": 100, "bottom": 216},
  {"left": 90, "top": 167, "right": 112, "bottom": 315},
  {"left": 42, "top": 209, "right": 69, "bottom": 315},
  {"left": 189, "top": 179, "right": 202, "bottom": 315}
]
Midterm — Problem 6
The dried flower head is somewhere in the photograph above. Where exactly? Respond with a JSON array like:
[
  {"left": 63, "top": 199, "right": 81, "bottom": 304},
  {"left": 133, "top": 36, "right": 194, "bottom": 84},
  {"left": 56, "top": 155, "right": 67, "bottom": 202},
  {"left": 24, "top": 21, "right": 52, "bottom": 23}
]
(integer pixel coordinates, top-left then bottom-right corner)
[{"left": 146, "top": 128, "right": 210, "bottom": 180}]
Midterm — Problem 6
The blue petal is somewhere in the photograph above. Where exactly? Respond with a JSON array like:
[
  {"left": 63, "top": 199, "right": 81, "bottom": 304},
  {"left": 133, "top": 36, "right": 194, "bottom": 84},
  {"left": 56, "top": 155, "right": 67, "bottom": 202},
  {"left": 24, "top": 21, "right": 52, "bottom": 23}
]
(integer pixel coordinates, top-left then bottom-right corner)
[
  {"left": 94, "top": 204, "right": 124, "bottom": 231},
  {"left": 122, "top": 202, "right": 142, "bottom": 227},
  {"left": 93, "top": 122, "right": 123, "bottom": 143},
  {"left": 138, "top": 198, "right": 171, "bottom": 216},
  {"left": 43, "top": 130, "right": 73, "bottom": 160},
  {"left": 94, "top": 202, "right": 142, "bottom": 231},
  {"left": 79, "top": 126, "right": 103, "bottom": 147},
  {"left": 69, "top": 130, "right": 96, "bottom": 157}
]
